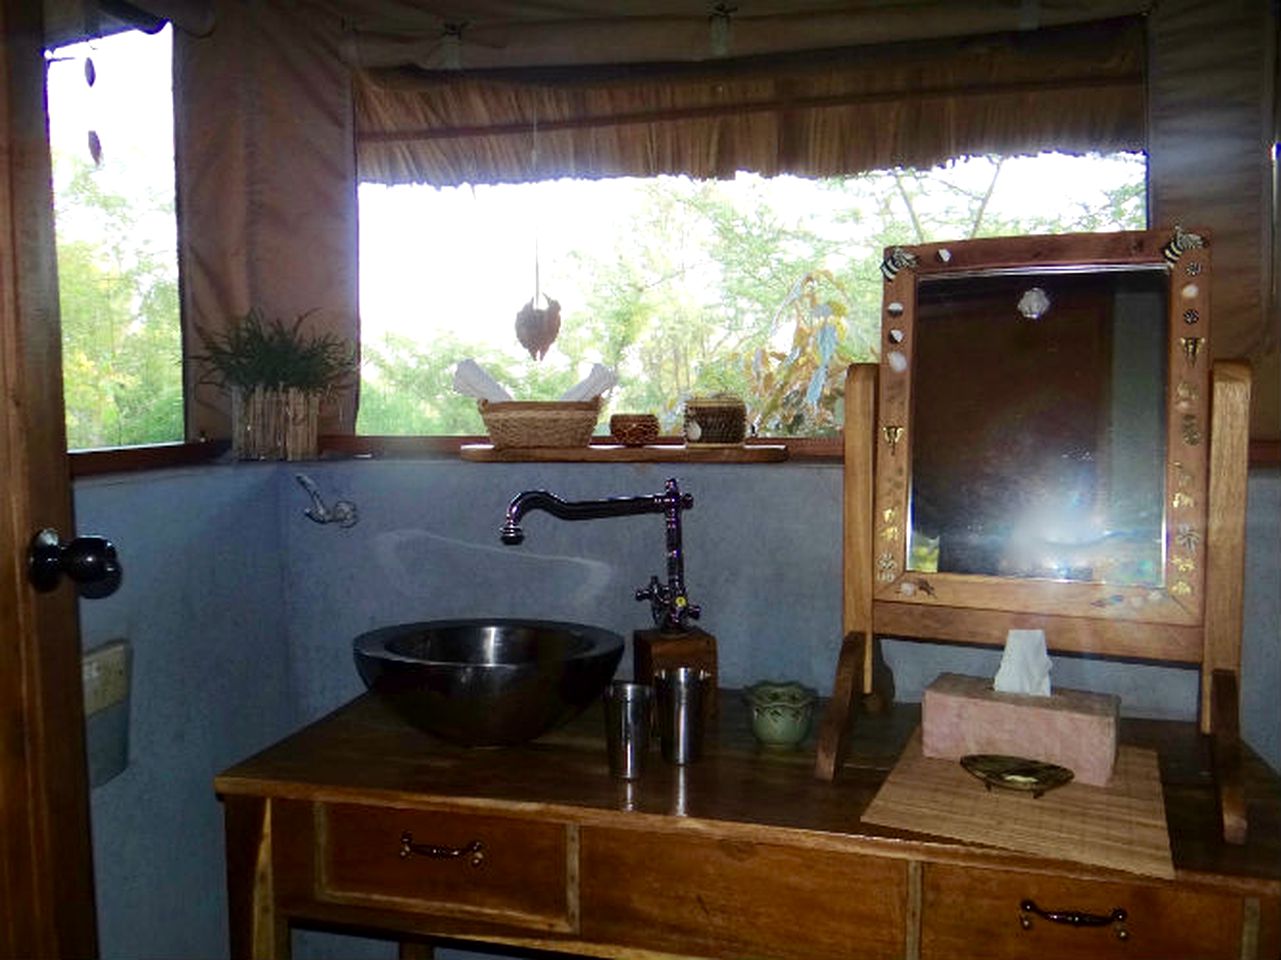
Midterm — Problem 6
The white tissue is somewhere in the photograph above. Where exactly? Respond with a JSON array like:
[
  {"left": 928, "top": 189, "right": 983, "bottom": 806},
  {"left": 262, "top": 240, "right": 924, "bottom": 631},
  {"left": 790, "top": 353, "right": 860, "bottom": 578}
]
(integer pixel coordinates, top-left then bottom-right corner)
[
  {"left": 993, "top": 628, "right": 1052, "bottom": 696},
  {"left": 453, "top": 359, "right": 513, "bottom": 403},
  {"left": 559, "top": 363, "right": 618, "bottom": 402}
]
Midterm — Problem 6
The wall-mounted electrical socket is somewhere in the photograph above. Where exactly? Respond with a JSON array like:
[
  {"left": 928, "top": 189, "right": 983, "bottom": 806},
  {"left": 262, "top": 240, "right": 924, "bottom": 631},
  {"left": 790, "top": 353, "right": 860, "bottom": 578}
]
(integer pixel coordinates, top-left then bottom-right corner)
[{"left": 83, "top": 639, "right": 129, "bottom": 716}]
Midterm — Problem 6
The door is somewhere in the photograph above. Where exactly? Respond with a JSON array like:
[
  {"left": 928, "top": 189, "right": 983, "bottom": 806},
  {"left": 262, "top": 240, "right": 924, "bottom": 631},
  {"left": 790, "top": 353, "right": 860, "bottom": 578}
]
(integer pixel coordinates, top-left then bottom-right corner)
[{"left": 0, "top": 0, "right": 98, "bottom": 955}]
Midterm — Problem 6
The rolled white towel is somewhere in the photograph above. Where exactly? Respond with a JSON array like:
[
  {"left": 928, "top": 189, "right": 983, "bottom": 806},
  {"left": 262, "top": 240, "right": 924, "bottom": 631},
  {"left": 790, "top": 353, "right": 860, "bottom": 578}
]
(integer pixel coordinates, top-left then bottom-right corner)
[
  {"left": 560, "top": 363, "right": 618, "bottom": 402},
  {"left": 453, "top": 359, "right": 513, "bottom": 403}
]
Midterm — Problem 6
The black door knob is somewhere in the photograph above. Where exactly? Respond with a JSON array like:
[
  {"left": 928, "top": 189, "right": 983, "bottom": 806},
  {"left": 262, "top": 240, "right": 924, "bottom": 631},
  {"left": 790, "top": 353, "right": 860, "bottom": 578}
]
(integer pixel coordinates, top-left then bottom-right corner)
[{"left": 27, "top": 528, "right": 122, "bottom": 599}]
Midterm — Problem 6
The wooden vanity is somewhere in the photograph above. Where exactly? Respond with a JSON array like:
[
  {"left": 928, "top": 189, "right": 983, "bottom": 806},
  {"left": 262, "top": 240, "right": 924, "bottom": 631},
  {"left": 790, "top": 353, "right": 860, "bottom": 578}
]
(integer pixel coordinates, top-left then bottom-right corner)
[{"left": 216, "top": 692, "right": 1280, "bottom": 960}]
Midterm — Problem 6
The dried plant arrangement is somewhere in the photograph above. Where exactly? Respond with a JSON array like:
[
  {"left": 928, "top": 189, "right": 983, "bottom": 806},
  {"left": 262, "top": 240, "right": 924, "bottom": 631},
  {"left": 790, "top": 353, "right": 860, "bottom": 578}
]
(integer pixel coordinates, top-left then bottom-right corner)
[
  {"left": 192, "top": 308, "right": 356, "bottom": 394},
  {"left": 191, "top": 309, "right": 356, "bottom": 460}
]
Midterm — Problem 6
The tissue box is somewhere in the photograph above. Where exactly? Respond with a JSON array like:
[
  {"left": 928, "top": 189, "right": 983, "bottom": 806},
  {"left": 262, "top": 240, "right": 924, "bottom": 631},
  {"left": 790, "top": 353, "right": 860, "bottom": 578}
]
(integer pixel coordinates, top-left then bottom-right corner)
[{"left": 922, "top": 673, "right": 1119, "bottom": 786}]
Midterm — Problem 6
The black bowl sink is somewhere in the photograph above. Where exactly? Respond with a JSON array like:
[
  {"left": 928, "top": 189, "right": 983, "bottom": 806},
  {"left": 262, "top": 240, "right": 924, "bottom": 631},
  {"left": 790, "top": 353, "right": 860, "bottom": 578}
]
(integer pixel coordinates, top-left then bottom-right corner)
[{"left": 353, "top": 618, "right": 624, "bottom": 747}]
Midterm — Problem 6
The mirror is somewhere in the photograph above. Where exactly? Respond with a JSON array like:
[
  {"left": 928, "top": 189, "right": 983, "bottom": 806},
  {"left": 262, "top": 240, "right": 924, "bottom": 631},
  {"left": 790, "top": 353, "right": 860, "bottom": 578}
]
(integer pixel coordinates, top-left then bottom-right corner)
[
  {"left": 908, "top": 265, "right": 1168, "bottom": 587},
  {"left": 872, "top": 230, "right": 1211, "bottom": 642}
]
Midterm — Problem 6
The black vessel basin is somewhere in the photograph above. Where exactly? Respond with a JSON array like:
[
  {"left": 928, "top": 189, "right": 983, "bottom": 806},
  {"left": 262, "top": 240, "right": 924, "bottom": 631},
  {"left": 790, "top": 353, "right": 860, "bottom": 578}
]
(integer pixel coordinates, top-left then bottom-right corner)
[{"left": 353, "top": 618, "right": 624, "bottom": 747}]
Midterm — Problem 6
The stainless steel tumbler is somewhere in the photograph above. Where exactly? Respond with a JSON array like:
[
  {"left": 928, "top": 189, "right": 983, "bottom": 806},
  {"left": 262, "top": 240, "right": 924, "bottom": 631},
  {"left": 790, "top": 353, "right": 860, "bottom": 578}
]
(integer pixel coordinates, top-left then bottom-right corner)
[
  {"left": 603, "top": 681, "right": 652, "bottom": 779},
  {"left": 654, "top": 666, "right": 710, "bottom": 764}
]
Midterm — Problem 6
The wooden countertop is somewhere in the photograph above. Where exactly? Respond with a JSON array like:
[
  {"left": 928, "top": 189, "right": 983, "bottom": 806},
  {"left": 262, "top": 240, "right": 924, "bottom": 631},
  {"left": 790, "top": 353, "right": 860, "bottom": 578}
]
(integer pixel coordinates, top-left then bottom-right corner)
[{"left": 216, "top": 692, "right": 1281, "bottom": 889}]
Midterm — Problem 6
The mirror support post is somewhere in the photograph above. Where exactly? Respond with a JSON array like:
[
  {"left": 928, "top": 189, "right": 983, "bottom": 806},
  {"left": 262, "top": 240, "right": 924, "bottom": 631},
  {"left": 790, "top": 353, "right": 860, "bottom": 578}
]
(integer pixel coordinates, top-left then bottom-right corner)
[
  {"left": 1203, "top": 360, "right": 1251, "bottom": 844},
  {"left": 815, "top": 363, "right": 881, "bottom": 781},
  {"left": 1201, "top": 360, "right": 1251, "bottom": 733}
]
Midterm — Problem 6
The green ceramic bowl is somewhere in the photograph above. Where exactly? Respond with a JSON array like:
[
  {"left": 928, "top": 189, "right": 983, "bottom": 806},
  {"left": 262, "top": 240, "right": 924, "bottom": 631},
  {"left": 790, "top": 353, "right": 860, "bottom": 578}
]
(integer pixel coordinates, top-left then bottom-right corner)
[{"left": 743, "top": 681, "right": 817, "bottom": 748}]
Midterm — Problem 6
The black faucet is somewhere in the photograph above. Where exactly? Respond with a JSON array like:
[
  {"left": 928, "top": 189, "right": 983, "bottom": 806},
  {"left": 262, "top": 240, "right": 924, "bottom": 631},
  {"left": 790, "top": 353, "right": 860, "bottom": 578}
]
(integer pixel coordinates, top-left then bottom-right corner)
[{"left": 500, "top": 477, "right": 701, "bottom": 632}]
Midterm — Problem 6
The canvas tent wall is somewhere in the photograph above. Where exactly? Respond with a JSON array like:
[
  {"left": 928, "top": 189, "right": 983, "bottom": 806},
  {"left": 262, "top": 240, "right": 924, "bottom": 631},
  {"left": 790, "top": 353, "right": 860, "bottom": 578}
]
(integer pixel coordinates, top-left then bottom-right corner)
[{"left": 42, "top": 0, "right": 1280, "bottom": 440}]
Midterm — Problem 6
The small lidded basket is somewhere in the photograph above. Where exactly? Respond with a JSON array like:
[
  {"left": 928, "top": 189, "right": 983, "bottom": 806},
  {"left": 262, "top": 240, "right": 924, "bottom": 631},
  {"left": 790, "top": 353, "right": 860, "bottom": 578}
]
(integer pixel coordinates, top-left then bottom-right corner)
[
  {"left": 743, "top": 681, "right": 817, "bottom": 748},
  {"left": 479, "top": 398, "right": 601, "bottom": 449},
  {"left": 684, "top": 395, "right": 747, "bottom": 444},
  {"left": 609, "top": 413, "right": 660, "bottom": 447}
]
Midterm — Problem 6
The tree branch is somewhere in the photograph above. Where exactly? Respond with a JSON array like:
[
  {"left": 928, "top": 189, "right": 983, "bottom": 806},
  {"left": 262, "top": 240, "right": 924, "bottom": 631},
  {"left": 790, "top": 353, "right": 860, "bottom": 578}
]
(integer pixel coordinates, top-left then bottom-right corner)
[
  {"left": 968, "top": 157, "right": 1004, "bottom": 239},
  {"left": 892, "top": 171, "right": 927, "bottom": 243}
]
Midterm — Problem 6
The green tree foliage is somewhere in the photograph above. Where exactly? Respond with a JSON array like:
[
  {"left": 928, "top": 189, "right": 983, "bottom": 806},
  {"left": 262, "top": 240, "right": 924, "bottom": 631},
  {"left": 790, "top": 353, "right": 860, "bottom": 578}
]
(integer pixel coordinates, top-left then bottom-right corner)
[
  {"left": 357, "top": 152, "right": 1146, "bottom": 437},
  {"left": 55, "top": 160, "right": 182, "bottom": 449},
  {"left": 359, "top": 333, "right": 583, "bottom": 435}
]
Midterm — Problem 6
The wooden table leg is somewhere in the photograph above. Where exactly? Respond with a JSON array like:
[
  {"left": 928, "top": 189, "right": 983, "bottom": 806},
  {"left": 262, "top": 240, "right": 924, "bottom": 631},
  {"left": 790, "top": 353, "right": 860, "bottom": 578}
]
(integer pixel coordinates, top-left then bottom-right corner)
[{"left": 224, "top": 796, "right": 290, "bottom": 959}]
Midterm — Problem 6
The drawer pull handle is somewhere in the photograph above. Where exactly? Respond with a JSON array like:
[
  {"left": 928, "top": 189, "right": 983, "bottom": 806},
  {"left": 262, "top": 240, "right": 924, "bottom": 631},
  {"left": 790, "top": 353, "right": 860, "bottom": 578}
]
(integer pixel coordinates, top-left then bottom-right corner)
[
  {"left": 399, "top": 831, "right": 485, "bottom": 867},
  {"left": 1019, "top": 899, "right": 1128, "bottom": 941}
]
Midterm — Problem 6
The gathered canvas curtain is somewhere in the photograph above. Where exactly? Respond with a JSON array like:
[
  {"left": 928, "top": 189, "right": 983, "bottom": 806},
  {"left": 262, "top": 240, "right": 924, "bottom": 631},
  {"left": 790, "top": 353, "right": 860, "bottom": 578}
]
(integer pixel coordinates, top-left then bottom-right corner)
[{"left": 353, "top": 17, "right": 1146, "bottom": 187}]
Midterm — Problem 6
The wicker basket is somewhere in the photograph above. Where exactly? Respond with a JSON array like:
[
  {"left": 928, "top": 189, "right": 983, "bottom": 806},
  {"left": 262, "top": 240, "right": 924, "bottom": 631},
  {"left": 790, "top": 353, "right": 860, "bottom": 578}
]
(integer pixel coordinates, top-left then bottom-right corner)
[
  {"left": 479, "top": 398, "right": 601, "bottom": 449},
  {"left": 609, "top": 413, "right": 660, "bottom": 446},
  {"left": 684, "top": 395, "right": 747, "bottom": 444}
]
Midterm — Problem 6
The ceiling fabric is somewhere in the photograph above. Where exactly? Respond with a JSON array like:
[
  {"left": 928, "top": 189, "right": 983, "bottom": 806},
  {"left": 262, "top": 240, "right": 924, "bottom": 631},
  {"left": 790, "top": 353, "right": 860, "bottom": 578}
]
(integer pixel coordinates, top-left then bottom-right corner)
[
  {"left": 354, "top": 16, "right": 1146, "bottom": 186},
  {"left": 42, "top": 0, "right": 214, "bottom": 47},
  {"left": 329, "top": 0, "right": 1150, "bottom": 70}
]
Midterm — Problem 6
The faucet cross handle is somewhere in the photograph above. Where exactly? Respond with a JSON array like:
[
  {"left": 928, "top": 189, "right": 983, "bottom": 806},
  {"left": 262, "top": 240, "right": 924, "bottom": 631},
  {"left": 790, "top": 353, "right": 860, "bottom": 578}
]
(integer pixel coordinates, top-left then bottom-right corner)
[{"left": 636, "top": 575, "right": 700, "bottom": 631}]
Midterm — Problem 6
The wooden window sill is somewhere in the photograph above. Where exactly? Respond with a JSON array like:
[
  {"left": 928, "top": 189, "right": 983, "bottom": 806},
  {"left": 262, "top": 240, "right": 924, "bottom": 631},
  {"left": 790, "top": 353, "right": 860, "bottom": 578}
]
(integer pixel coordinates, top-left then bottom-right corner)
[
  {"left": 324, "top": 435, "right": 843, "bottom": 462},
  {"left": 70, "top": 441, "right": 229, "bottom": 478},
  {"left": 68, "top": 436, "right": 1281, "bottom": 475}
]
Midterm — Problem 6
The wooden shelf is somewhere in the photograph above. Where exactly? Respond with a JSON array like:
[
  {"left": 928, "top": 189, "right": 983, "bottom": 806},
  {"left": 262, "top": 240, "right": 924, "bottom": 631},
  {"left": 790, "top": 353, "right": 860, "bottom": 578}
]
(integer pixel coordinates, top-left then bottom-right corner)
[{"left": 459, "top": 442, "right": 788, "bottom": 463}]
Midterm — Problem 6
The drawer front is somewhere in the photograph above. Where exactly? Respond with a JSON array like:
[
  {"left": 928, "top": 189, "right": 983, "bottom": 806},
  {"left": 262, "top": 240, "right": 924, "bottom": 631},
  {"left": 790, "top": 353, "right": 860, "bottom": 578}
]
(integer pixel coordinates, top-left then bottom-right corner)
[
  {"left": 922, "top": 863, "right": 1245, "bottom": 960},
  {"left": 580, "top": 827, "right": 907, "bottom": 960},
  {"left": 318, "top": 803, "right": 572, "bottom": 932}
]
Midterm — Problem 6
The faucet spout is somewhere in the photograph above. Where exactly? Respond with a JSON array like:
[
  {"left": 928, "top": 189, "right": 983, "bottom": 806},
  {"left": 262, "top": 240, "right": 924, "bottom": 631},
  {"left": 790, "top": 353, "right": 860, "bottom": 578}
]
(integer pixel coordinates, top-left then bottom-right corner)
[
  {"left": 502, "top": 488, "right": 676, "bottom": 541},
  {"left": 500, "top": 478, "right": 700, "bottom": 631}
]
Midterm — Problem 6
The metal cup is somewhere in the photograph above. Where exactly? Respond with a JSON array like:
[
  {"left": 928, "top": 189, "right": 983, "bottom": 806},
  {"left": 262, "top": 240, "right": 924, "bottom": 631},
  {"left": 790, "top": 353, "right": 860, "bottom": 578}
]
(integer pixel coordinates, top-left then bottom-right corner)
[
  {"left": 603, "top": 681, "right": 652, "bottom": 780},
  {"left": 654, "top": 666, "right": 710, "bottom": 764}
]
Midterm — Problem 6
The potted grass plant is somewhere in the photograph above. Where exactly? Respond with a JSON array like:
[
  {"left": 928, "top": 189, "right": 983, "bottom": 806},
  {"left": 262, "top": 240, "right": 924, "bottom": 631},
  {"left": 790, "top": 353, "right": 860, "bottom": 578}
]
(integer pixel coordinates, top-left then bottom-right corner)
[{"left": 192, "top": 309, "right": 356, "bottom": 460}]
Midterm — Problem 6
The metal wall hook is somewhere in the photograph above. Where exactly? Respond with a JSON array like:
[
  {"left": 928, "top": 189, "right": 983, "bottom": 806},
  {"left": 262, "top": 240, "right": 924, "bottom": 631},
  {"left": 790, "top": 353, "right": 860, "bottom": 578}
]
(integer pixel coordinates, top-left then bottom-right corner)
[{"left": 295, "top": 474, "right": 358, "bottom": 528}]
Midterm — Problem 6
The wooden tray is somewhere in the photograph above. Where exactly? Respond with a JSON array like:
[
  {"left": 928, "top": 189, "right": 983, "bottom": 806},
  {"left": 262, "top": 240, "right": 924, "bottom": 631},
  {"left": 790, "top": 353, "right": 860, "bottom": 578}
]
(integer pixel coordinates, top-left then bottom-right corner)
[{"left": 861, "top": 729, "right": 1173, "bottom": 878}]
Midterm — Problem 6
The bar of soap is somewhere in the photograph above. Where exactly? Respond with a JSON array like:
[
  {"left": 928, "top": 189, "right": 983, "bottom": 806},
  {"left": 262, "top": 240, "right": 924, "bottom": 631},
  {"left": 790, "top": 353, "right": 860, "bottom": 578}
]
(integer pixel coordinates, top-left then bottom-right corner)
[{"left": 922, "top": 673, "right": 1119, "bottom": 786}]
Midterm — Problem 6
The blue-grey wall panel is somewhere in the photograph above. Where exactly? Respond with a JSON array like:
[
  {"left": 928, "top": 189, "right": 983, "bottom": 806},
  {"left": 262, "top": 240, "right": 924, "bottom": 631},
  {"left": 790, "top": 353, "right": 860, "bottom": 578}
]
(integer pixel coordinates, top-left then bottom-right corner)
[
  {"left": 75, "top": 466, "right": 298, "bottom": 960},
  {"left": 277, "top": 462, "right": 846, "bottom": 725},
  {"left": 1241, "top": 468, "right": 1280, "bottom": 773},
  {"left": 73, "top": 461, "right": 1280, "bottom": 960}
]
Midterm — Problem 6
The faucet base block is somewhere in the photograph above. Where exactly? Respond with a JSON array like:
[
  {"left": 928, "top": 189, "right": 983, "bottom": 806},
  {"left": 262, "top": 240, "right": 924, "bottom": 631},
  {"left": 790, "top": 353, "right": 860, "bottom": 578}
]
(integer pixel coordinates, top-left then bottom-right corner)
[{"left": 633, "top": 626, "right": 718, "bottom": 719}]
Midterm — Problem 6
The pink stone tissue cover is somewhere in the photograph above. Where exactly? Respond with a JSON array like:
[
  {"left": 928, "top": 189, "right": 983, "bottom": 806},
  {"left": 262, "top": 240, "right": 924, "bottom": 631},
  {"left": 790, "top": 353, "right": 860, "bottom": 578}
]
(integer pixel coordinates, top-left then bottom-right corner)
[{"left": 922, "top": 673, "right": 1120, "bottom": 786}]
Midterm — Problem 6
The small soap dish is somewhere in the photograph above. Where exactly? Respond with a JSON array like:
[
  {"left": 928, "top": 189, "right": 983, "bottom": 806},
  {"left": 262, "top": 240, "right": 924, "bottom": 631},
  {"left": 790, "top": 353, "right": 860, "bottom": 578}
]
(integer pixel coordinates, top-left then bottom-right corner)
[{"left": 960, "top": 754, "right": 1074, "bottom": 799}]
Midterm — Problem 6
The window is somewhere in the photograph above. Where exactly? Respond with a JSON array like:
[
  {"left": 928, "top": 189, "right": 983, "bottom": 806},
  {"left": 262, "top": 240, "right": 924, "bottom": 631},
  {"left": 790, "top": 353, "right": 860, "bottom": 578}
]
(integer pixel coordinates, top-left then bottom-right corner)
[
  {"left": 46, "top": 26, "right": 182, "bottom": 450},
  {"left": 356, "top": 151, "right": 1146, "bottom": 438}
]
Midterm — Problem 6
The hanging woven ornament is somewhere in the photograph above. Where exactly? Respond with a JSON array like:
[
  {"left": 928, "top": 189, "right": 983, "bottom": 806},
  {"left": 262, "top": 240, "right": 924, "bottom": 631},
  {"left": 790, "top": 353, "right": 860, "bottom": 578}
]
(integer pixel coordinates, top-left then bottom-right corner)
[
  {"left": 513, "top": 114, "right": 560, "bottom": 361},
  {"left": 515, "top": 294, "right": 560, "bottom": 361}
]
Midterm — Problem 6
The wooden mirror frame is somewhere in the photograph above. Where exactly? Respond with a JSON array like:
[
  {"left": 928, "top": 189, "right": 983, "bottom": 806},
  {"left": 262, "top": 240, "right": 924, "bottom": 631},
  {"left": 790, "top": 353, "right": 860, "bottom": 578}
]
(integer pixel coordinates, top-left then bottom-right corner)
[
  {"left": 872, "top": 229, "right": 1212, "bottom": 663},
  {"left": 817, "top": 229, "right": 1251, "bottom": 845}
]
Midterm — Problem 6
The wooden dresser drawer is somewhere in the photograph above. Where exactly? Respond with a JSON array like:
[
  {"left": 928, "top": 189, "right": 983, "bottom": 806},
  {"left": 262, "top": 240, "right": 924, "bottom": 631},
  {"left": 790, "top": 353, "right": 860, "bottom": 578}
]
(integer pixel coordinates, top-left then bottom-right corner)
[
  {"left": 316, "top": 803, "right": 572, "bottom": 932},
  {"left": 922, "top": 863, "right": 1248, "bottom": 960},
  {"left": 580, "top": 827, "right": 907, "bottom": 960}
]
